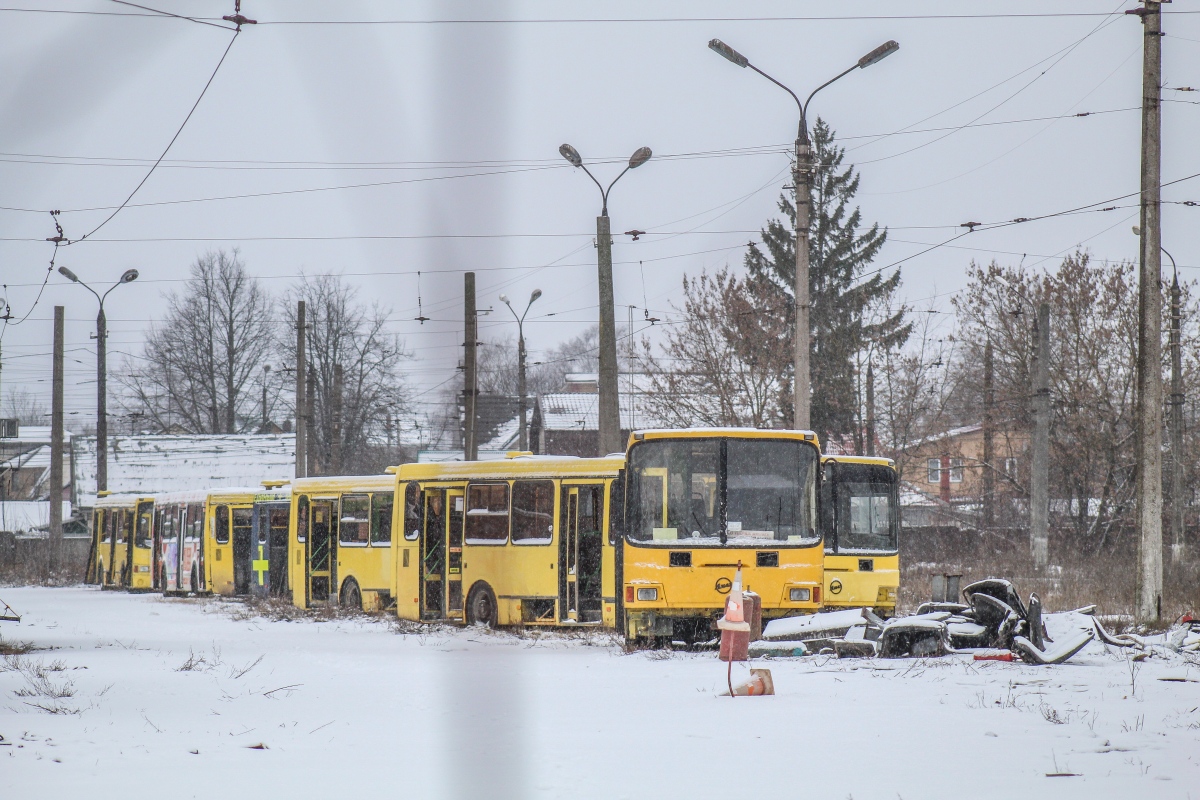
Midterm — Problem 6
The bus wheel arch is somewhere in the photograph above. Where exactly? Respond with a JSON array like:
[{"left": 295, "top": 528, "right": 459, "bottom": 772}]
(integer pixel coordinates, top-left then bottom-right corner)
[
  {"left": 465, "top": 582, "right": 498, "bottom": 628},
  {"left": 339, "top": 577, "right": 362, "bottom": 611}
]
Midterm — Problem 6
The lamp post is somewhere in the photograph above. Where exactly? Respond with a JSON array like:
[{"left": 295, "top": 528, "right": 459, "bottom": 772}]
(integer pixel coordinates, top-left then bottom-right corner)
[
  {"left": 499, "top": 289, "right": 543, "bottom": 451},
  {"left": 559, "top": 143, "right": 652, "bottom": 456},
  {"left": 58, "top": 267, "right": 139, "bottom": 492},
  {"left": 709, "top": 38, "right": 898, "bottom": 431}
]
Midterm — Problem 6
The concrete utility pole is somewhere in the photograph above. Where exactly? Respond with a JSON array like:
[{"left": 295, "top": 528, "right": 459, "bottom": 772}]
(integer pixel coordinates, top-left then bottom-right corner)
[
  {"left": 558, "top": 144, "right": 652, "bottom": 456},
  {"left": 1030, "top": 304, "right": 1050, "bottom": 569},
  {"left": 295, "top": 301, "right": 307, "bottom": 478},
  {"left": 463, "top": 272, "right": 478, "bottom": 462},
  {"left": 331, "top": 364, "right": 343, "bottom": 474},
  {"left": 49, "top": 306, "right": 64, "bottom": 573},
  {"left": 708, "top": 38, "right": 898, "bottom": 431},
  {"left": 1132, "top": 0, "right": 1164, "bottom": 623},
  {"left": 306, "top": 369, "right": 316, "bottom": 477},
  {"left": 261, "top": 365, "right": 271, "bottom": 432},
  {"left": 982, "top": 339, "right": 996, "bottom": 528},
  {"left": 1169, "top": 269, "right": 1185, "bottom": 563}
]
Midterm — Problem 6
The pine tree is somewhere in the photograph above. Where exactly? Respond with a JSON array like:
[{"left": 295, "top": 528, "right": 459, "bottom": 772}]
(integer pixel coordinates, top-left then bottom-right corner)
[{"left": 744, "top": 118, "right": 910, "bottom": 443}]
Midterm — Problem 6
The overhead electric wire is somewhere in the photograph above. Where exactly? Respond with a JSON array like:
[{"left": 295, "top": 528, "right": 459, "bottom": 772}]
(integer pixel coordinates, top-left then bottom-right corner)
[
  {"left": 6, "top": 7, "right": 1199, "bottom": 22},
  {"left": 69, "top": 30, "right": 240, "bottom": 243}
]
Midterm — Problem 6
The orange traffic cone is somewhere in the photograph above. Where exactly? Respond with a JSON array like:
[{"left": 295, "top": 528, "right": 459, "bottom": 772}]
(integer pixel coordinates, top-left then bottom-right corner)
[
  {"left": 720, "top": 668, "right": 775, "bottom": 697},
  {"left": 719, "top": 565, "right": 750, "bottom": 663}
]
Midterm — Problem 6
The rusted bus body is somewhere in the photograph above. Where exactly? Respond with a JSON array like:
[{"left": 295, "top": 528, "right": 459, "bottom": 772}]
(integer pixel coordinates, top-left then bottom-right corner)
[
  {"left": 153, "top": 490, "right": 208, "bottom": 595},
  {"left": 617, "top": 429, "right": 825, "bottom": 644},
  {"left": 89, "top": 493, "right": 154, "bottom": 590},
  {"left": 392, "top": 455, "right": 624, "bottom": 628},
  {"left": 289, "top": 475, "right": 395, "bottom": 612}
]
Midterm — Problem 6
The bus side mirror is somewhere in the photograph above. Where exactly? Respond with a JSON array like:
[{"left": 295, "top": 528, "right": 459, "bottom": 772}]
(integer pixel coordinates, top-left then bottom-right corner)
[{"left": 609, "top": 470, "right": 626, "bottom": 545}]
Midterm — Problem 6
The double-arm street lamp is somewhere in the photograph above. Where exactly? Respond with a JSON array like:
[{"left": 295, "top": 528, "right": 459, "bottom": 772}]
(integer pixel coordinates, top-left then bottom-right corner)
[
  {"left": 58, "top": 266, "right": 139, "bottom": 492},
  {"left": 499, "top": 289, "right": 543, "bottom": 452},
  {"left": 559, "top": 143, "right": 652, "bottom": 456},
  {"left": 709, "top": 38, "right": 899, "bottom": 431}
]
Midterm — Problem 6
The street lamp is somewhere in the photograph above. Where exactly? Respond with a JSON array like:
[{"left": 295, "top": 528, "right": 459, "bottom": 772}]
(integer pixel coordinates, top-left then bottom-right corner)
[
  {"left": 709, "top": 38, "right": 898, "bottom": 431},
  {"left": 58, "top": 266, "right": 138, "bottom": 492},
  {"left": 499, "top": 289, "right": 543, "bottom": 451},
  {"left": 559, "top": 143, "right": 652, "bottom": 455}
]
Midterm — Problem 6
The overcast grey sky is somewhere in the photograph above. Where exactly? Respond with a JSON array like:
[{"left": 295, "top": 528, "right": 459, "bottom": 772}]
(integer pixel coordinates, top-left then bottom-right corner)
[{"left": 2, "top": 1, "right": 1199, "bottom": 428}]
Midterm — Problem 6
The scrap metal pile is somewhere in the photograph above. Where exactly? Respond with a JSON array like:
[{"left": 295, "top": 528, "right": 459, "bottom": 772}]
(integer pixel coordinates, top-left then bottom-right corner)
[{"left": 754, "top": 578, "right": 1199, "bottom": 665}]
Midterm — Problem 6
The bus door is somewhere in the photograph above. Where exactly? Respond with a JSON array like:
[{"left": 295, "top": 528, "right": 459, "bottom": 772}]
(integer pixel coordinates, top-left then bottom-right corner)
[
  {"left": 561, "top": 484, "right": 605, "bottom": 624},
  {"left": 307, "top": 499, "right": 337, "bottom": 605},
  {"left": 268, "top": 503, "right": 290, "bottom": 597},
  {"left": 250, "top": 504, "right": 271, "bottom": 598},
  {"left": 151, "top": 505, "right": 163, "bottom": 590},
  {"left": 420, "top": 489, "right": 446, "bottom": 620},
  {"left": 446, "top": 489, "right": 465, "bottom": 619},
  {"left": 232, "top": 507, "right": 254, "bottom": 595}
]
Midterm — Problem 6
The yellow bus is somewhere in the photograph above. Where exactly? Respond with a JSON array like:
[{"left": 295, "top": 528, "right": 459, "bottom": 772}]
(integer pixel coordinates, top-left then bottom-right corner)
[
  {"left": 290, "top": 475, "right": 395, "bottom": 611},
  {"left": 88, "top": 492, "right": 154, "bottom": 591},
  {"left": 821, "top": 455, "right": 900, "bottom": 616},
  {"left": 392, "top": 454, "right": 624, "bottom": 627},
  {"left": 616, "top": 429, "right": 824, "bottom": 645}
]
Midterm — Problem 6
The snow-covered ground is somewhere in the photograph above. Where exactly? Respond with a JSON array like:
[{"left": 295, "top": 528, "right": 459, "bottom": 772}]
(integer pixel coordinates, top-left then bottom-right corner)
[{"left": 1, "top": 587, "right": 1198, "bottom": 799}]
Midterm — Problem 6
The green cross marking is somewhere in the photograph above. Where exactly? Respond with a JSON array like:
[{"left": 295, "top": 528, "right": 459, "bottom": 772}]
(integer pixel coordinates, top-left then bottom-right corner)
[{"left": 253, "top": 550, "right": 269, "bottom": 585}]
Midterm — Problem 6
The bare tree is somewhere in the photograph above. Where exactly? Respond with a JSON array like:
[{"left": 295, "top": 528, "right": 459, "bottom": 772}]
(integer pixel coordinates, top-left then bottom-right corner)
[
  {"left": 639, "top": 269, "right": 791, "bottom": 428},
  {"left": 119, "top": 250, "right": 273, "bottom": 433},
  {"left": 3, "top": 388, "right": 49, "bottom": 426},
  {"left": 282, "top": 274, "right": 410, "bottom": 475}
]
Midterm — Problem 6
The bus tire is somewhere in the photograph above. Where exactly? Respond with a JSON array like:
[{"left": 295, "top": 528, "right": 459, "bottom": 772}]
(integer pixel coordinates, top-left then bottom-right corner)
[
  {"left": 465, "top": 583, "right": 498, "bottom": 628},
  {"left": 340, "top": 578, "right": 362, "bottom": 611}
]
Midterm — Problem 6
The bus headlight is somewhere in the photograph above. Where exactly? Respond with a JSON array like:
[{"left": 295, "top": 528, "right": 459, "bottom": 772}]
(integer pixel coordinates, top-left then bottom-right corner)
[
  {"left": 789, "top": 587, "right": 811, "bottom": 602},
  {"left": 636, "top": 587, "right": 658, "bottom": 602}
]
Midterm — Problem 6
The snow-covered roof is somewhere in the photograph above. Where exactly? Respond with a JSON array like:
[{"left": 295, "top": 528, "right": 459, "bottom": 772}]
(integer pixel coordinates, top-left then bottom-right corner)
[
  {"left": 72, "top": 434, "right": 295, "bottom": 507},
  {"left": 903, "top": 424, "right": 983, "bottom": 451},
  {"left": 417, "top": 449, "right": 509, "bottom": 463},
  {"left": 538, "top": 391, "right": 665, "bottom": 432},
  {"left": 0, "top": 444, "right": 51, "bottom": 471},
  {"left": 0, "top": 501, "right": 73, "bottom": 534}
]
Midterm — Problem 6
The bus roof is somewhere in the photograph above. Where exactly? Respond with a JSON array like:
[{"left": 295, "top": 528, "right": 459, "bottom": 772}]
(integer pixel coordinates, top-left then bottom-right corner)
[
  {"left": 823, "top": 455, "right": 895, "bottom": 469},
  {"left": 291, "top": 474, "right": 394, "bottom": 494},
  {"left": 93, "top": 493, "right": 153, "bottom": 509},
  {"left": 630, "top": 428, "right": 819, "bottom": 447},
  {"left": 396, "top": 454, "right": 624, "bottom": 482}
]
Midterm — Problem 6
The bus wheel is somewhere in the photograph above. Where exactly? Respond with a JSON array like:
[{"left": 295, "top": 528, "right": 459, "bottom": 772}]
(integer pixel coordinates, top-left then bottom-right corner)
[
  {"left": 466, "top": 583, "right": 498, "bottom": 628},
  {"left": 340, "top": 579, "right": 362, "bottom": 611}
]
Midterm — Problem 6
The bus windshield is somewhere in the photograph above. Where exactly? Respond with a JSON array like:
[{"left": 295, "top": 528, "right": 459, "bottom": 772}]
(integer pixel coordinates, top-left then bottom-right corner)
[
  {"left": 834, "top": 464, "right": 898, "bottom": 553},
  {"left": 627, "top": 437, "right": 818, "bottom": 547}
]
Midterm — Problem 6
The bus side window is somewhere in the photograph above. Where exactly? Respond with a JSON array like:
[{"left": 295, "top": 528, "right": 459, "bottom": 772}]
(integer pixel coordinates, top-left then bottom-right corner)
[
  {"left": 403, "top": 483, "right": 420, "bottom": 541},
  {"left": 215, "top": 505, "right": 230, "bottom": 544},
  {"left": 136, "top": 503, "right": 153, "bottom": 548},
  {"left": 465, "top": 483, "right": 509, "bottom": 544},
  {"left": 296, "top": 496, "right": 309, "bottom": 543},
  {"left": 371, "top": 492, "right": 393, "bottom": 546},
  {"left": 97, "top": 510, "right": 109, "bottom": 544},
  {"left": 511, "top": 480, "right": 554, "bottom": 544},
  {"left": 339, "top": 494, "right": 371, "bottom": 546}
]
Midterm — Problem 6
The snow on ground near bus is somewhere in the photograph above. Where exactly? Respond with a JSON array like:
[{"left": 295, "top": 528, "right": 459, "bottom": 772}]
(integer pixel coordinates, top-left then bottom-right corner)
[{"left": 2, "top": 588, "right": 1198, "bottom": 800}]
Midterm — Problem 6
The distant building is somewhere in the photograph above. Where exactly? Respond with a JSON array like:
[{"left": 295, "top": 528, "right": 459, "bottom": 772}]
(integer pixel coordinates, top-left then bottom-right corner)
[
  {"left": 895, "top": 423, "right": 1029, "bottom": 527},
  {"left": 72, "top": 433, "right": 296, "bottom": 508},
  {"left": 0, "top": 426, "right": 76, "bottom": 535}
]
